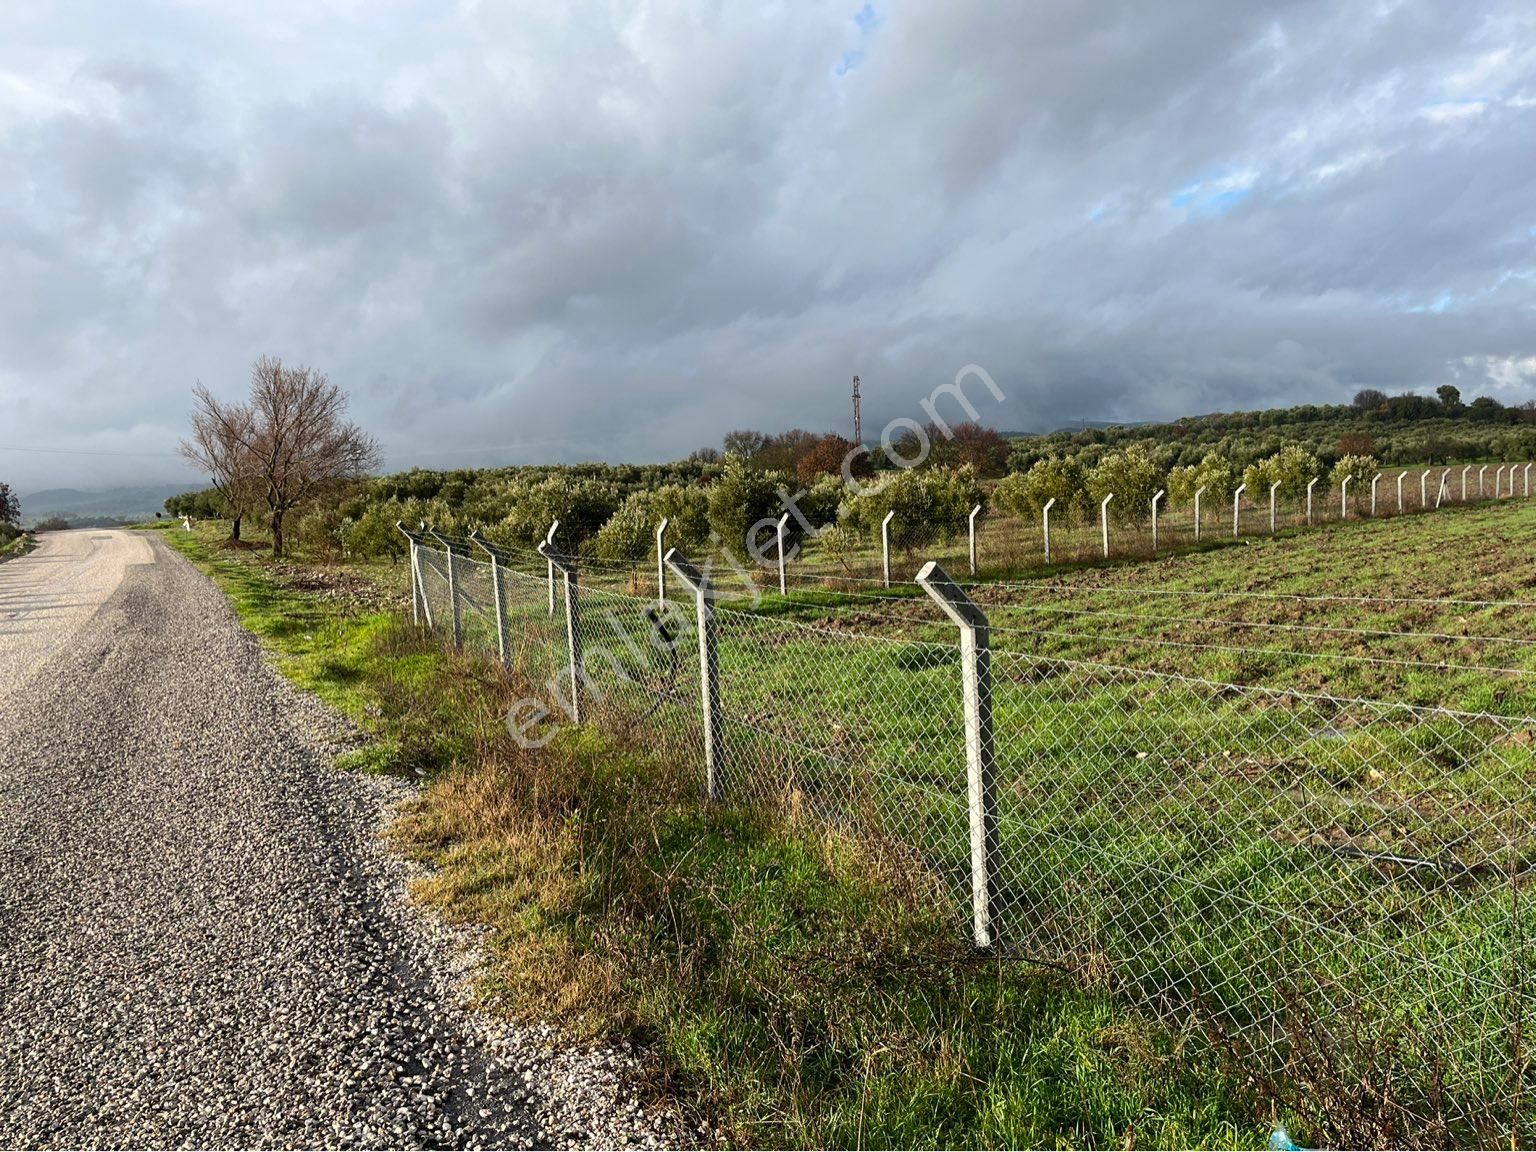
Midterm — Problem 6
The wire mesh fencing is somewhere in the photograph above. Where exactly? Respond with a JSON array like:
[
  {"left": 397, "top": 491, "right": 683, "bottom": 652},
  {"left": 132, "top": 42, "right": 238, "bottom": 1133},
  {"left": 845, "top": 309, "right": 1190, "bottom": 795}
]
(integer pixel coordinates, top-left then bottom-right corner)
[{"left": 399, "top": 523, "right": 1536, "bottom": 1142}]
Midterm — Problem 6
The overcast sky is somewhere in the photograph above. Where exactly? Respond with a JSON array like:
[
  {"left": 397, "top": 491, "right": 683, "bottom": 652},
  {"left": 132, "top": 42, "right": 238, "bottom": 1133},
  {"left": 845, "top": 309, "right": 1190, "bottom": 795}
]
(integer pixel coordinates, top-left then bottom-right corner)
[{"left": 3, "top": 1, "right": 1536, "bottom": 492}]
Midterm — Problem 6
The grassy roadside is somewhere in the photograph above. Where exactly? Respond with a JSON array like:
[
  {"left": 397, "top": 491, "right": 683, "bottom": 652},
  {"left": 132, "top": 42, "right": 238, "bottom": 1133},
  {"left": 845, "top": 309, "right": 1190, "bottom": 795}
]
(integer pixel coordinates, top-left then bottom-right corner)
[
  {"left": 150, "top": 520, "right": 1266, "bottom": 1149},
  {"left": 0, "top": 530, "right": 35, "bottom": 562}
]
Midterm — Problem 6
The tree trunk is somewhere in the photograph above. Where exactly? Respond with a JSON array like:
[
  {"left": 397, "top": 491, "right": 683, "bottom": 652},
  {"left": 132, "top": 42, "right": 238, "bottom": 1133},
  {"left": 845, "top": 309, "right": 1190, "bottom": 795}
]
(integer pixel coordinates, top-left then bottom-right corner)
[
  {"left": 230, "top": 515, "right": 242, "bottom": 542},
  {"left": 271, "top": 511, "right": 285, "bottom": 557}
]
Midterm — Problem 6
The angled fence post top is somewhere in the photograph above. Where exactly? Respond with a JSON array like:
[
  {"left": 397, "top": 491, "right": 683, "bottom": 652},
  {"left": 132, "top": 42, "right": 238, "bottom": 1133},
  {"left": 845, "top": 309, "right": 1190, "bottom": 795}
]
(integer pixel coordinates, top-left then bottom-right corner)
[
  {"left": 469, "top": 529, "right": 510, "bottom": 561},
  {"left": 664, "top": 547, "right": 713, "bottom": 597},
  {"left": 536, "top": 538, "right": 577, "bottom": 573},
  {"left": 916, "top": 561, "right": 987, "bottom": 629}
]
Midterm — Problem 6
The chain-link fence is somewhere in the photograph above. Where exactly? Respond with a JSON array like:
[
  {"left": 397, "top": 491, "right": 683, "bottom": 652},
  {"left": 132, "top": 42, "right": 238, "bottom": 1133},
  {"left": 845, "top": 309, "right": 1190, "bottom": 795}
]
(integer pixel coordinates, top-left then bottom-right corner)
[{"left": 400, "top": 524, "right": 1536, "bottom": 1142}]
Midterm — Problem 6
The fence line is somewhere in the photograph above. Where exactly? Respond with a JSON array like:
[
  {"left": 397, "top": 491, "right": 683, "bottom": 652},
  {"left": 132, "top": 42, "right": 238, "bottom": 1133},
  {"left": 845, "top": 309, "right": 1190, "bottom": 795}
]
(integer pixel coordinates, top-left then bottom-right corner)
[{"left": 399, "top": 520, "right": 1536, "bottom": 1141}]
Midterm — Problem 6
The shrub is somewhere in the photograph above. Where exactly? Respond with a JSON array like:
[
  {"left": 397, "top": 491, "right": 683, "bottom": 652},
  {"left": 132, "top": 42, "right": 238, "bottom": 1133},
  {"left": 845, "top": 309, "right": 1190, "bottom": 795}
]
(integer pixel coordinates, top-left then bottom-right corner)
[
  {"left": 1241, "top": 444, "right": 1322, "bottom": 503},
  {"left": 1085, "top": 446, "right": 1164, "bottom": 525},
  {"left": 838, "top": 466, "right": 984, "bottom": 553},
  {"left": 707, "top": 457, "right": 793, "bottom": 559},
  {"left": 592, "top": 485, "right": 711, "bottom": 563},
  {"left": 1167, "top": 452, "right": 1235, "bottom": 506},
  {"left": 1331, "top": 454, "right": 1379, "bottom": 512},
  {"left": 993, "top": 456, "right": 1086, "bottom": 525}
]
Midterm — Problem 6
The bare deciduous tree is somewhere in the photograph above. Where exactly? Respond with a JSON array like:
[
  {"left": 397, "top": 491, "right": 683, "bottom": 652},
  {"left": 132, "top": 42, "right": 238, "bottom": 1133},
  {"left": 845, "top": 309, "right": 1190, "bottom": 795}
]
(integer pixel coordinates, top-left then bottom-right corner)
[
  {"left": 182, "top": 358, "right": 380, "bottom": 556},
  {"left": 242, "top": 357, "right": 380, "bottom": 557},
  {"left": 180, "top": 384, "right": 259, "bottom": 541}
]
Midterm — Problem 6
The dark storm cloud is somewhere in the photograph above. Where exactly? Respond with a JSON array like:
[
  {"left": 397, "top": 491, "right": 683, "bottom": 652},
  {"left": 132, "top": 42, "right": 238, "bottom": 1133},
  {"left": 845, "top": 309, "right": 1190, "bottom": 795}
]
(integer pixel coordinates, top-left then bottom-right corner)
[{"left": 2, "top": 0, "right": 1535, "bottom": 490}]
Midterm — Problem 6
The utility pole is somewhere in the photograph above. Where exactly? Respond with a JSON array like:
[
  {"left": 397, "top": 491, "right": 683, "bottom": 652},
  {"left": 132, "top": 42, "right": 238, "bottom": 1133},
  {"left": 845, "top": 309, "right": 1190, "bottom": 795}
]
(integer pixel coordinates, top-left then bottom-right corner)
[{"left": 852, "top": 375, "right": 862, "bottom": 445}]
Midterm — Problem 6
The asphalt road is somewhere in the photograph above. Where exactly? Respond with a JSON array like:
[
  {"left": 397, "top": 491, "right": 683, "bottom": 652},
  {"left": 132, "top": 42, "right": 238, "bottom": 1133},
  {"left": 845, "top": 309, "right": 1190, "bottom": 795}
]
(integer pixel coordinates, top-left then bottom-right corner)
[{"left": 0, "top": 530, "right": 684, "bottom": 1149}]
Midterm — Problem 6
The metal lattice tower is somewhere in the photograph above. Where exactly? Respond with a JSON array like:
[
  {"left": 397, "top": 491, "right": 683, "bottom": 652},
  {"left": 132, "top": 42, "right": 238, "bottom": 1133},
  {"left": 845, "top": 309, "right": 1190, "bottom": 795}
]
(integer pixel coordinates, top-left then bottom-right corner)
[{"left": 852, "top": 375, "right": 862, "bottom": 445}]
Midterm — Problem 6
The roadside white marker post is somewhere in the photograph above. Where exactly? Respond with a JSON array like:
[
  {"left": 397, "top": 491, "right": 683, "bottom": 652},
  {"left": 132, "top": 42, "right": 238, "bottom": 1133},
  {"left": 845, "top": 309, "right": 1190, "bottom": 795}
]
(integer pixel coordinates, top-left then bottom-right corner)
[
  {"left": 1152, "top": 489, "right": 1164, "bottom": 551},
  {"left": 1306, "top": 477, "right": 1318, "bottom": 526},
  {"left": 1421, "top": 469, "right": 1430, "bottom": 508},
  {"left": 1269, "top": 480, "right": 1280, "bottom": 535},
  {"left": 1233, "top": 483, "right": 1246, "bottom": 538},
  {"left": 881, "top": 509, "right": 895, "bottom": 588},
  {"left": 1100, "top": 493, "right": 1114, "bottom": 557},
  {"left": 545, "top": 518, "right": 560, "bottom": 616},
  {"left": 1370, "top": 473, "right": 1381, "bottom": 517},
  {"left": 1194, "top": 485, "right": 1206, "bottom": 540},
  {"left": 537, "top": 540, "right": 582, "bottom": 726},
  {"left": 776, "top": 512, "right": 790, "bottom": 595},
  {"left": 655, "top": 517, "right": 669, "bottom": 605},
  {"left": 916, "top": 561, "right": 998, "bottom": 949},
  {"left": 1462, "top": 465, "right": 1472, "bottom": 501},
  {"left": 1341, "top": 476, "right": 1351, "bottom": 519},
  {"left": 968, "top": 503, "right": 982, "bottom": 575},
  {"left": 664, "top": 550, "right": 723, "bottom": 803},
  {"left": 1479, "top": 465, "right": 1489, "bottom": 498},
  {"left": 1042, "top": 497, "right": 1056, "bottom": 563}
]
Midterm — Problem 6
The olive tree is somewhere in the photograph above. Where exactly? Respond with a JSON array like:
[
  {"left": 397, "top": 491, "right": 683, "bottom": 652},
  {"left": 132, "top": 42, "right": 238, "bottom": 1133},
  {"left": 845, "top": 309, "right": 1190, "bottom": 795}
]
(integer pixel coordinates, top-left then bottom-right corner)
[
  {"left": 993, "top": 456, "right": 1086, "bottom": 524},
  {"left": 1085, "top": 446, "right": 1164, "bottom": 525}
]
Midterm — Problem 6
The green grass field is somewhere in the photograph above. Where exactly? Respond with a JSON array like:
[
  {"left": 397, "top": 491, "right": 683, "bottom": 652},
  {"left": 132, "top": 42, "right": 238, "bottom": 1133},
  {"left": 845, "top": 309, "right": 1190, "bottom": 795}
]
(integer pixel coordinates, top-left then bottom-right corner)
[{"left": 455, "top": 494, "right": 1536, "bottom": 1146}]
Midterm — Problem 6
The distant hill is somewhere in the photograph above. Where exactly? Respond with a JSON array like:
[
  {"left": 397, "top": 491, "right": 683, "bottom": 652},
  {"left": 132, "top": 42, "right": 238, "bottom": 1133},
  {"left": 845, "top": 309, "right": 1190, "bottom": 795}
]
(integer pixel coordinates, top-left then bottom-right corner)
[
  {"left": 18, "top": 484, "right": 190, "bottom": 527},
  {"left": 1006, "top": 395, "right": 1536, "bottom": 470}
]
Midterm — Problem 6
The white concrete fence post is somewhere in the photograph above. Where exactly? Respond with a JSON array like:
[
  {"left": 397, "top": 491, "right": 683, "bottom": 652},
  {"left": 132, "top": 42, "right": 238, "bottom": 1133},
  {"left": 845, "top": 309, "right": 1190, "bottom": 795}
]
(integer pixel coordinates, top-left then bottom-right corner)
[
  {"left": 1152, "top": 489, "right": 1164, "bottom": 551},
  {"left": 1042, "top": 497, "right": 1056, "bottom": 563},
  {"left": 1479, "top": 465, "right": 1489, "bottom": 499},
  {"left": 1233, "top": 483, "right": 1246, "bottom": 538},
  {"left": 915, "top": 560, "right": 998, "bottom": 950},
  {"left": 1194, "top": 485, "right": 1206, "bottom": 540},
  {"left": 470, "top": 531, "right": 509, "bottom": 667},
  {"left": 537, "top": 539, "right": 582, "bottom": 727},
  {"left": 1370, "top": 473, "right": 1381, "bottom": 517},
  {"left": 655, "top": 517, "right": 669, "bottom": 605},
  {"left": 1397, "top": 471, "right": 1407, "bottom": 513},
  {"left": 428, "top": 529, "right": 463, "bottom": 647},
  {"left": 664, "top": 549, "right": 724, "bottom": 804},
  {"left": 1462, "top": 465, "right": 1472, "bottom": 501},
  {"left": 545, "top": 518, "right": 560, "bottom": 616},
  {"left": 776, "top": 512, "right": 790, "bottom": 595},
  {"left": 1341, "top": 475, "right": 1351, "bottom": 520},
  {"left": 1421, "top": 469, "right": 1430, "bottom": 509},
  {"left": 1100, "top": 493, "right": 1114, "bottom": 558},
  {"left": 1438, "top": 468, "right": 1451, "bottom": 508},
  {"left": 396, "top": 525, "right": 420, "bottom": 626},
  {"left": 1307, "top": 477, "right": 1319, "bottom": 526},
  {"left": 968, "top": 503, "right": 982, "bottom": 575},
  {"left": 1526, "top": 462, "right": 1532, "bottom": 497},
  {"left": 1269, "top": 480, "right": 1280, "bottom": 535},
  {"left": 881, "top": 510, "right": 895, "bottom": 588},
  {"left": 1497, "top": 464, "right": 1508, "bottom": 497}
]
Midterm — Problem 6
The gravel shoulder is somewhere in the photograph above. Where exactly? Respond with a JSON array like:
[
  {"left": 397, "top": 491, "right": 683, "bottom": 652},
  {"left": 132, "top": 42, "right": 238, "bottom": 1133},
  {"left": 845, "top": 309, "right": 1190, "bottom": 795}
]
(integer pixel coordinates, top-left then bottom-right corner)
[{"left": 0, "top": 530, "right": 693, "bottom": 1149}]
